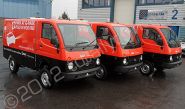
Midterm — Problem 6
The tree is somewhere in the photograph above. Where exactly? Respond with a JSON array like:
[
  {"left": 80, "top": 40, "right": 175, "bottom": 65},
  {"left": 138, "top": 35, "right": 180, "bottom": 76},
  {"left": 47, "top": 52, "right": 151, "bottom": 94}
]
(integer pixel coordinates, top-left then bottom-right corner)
[
  {"left": 49, "top": 0, "right": 53, "bottom": 4},
  {"left": 59, "top": 12, "right": 70, "bottom": 20}
]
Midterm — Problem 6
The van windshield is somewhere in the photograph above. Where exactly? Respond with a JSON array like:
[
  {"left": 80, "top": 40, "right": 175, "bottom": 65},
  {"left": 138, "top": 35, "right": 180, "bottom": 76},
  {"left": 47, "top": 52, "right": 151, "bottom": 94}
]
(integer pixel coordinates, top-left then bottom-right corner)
[
  {"left": 160, "top": 28, "right": 180, "bottom": 48},
  {"left": 58, "top": 24, "right": 97, "bottom": 49},
  {"left": 114, "top": 26, "right": 141, "bottom": 49}
]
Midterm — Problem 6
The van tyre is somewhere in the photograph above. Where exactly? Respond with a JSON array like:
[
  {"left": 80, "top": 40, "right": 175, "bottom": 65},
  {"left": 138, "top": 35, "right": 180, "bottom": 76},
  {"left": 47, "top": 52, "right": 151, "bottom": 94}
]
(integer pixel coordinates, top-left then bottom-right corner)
[
  {"left": 140, "top": 61, "right": 154, "bottom": 76},
  {"left": 95, "top": 64, "right": 108, "bottom": 80},
  {"left": 9, "top": 58, "right": 19, "bottom": 74},
  {"left": 39, "top": 66, "right": 54, "bottom": 89}
]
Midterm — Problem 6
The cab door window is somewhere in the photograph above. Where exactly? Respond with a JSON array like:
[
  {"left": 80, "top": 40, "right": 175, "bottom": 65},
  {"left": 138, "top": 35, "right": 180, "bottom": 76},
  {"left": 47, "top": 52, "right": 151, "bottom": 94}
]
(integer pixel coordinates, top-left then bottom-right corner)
[
  {"left": 96, "top": 26, "right": 115, "bottom": 47},
  {"left": 97, "top": 26, "right": 113, "bottom": 40},
  {"left": 143, "top": 28, "right": 161, "bottom": 42},
  {"left": 42, "top": 23, "right": 59, "bottom": 47}
]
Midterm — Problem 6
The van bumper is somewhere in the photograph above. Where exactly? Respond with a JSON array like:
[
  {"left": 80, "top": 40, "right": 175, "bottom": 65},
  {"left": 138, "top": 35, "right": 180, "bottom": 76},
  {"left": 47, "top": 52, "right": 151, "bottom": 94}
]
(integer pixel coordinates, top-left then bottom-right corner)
[
  {"left": 159, "top": 60, "right": 182, "bottom": 69},
  {"left": 182, "top": 49, "right": 185, "bottom": 55},
  {"left": 64, "top": 67, "right": 100, "bottom": 80},
  {"left": 114, "top": 62, "right": 143, "bottom": 73}
]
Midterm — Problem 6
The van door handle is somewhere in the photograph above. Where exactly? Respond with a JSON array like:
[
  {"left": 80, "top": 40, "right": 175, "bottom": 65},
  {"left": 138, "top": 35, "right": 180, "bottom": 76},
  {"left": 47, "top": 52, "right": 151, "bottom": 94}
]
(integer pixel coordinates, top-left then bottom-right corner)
[{"left": 40, "top": 44, "right": 43, "bottom": 48}]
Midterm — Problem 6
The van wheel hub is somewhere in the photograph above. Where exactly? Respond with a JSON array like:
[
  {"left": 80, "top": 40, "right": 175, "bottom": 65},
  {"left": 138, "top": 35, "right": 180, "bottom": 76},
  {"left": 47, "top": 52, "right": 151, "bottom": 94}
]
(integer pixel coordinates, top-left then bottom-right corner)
[
  {"left": 141, "top": 64, "right": 150, "bottom": 74},
  {"left": 96, "top": 67, "right": 105, "bottom": 79},
  {"left": 41, "top": 72, "right": 50, "bottom": 87},
  {"left": 9, "top": 60, "right": 15, "bottom": 71}
]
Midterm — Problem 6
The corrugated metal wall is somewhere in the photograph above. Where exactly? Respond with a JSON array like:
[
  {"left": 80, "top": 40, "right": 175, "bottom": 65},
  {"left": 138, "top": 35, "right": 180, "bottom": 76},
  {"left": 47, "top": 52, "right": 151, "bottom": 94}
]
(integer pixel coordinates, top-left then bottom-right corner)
[
  {"left": 0, "top": 0, "right": 51, "bottom": 18},
  {"left": 78, "top": 0, "right": 111, "bottom": 22}
]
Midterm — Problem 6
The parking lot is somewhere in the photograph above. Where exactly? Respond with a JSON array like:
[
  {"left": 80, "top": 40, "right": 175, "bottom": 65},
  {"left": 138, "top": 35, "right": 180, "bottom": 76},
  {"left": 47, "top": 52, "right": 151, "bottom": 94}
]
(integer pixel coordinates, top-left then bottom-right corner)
[{"left": 0, "top": 38, "right": 185, "bottom": 109}]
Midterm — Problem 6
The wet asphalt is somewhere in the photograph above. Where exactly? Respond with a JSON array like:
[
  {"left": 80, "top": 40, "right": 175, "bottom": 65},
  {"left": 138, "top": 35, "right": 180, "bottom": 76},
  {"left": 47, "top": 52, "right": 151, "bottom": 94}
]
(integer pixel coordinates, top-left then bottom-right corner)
[{"left": 0, "top": 38, "right": 185, "bottom": 109}]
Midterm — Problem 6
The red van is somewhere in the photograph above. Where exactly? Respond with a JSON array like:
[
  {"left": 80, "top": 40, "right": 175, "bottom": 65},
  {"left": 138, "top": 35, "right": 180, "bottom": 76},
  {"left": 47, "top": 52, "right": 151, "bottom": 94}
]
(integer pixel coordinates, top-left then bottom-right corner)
[
  {"left": 90, "top": 22, "right": 143, "bottom": 80},
  {"left": 3, "top": 19, "right": 101, "bottom": 88},
  {"left": 133, "top": 24, "right": 182, "bottom": 76}
]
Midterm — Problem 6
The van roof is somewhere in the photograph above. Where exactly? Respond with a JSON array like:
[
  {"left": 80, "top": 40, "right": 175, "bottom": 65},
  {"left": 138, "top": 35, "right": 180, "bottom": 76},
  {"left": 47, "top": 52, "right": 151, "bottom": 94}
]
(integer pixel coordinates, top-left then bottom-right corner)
[
  {"left": 90, "top": 22, "right": 127, "bottom": 27},
  {"left": 132, "top": 24, "right": 169, "bottom": 29},
  {"left": 5, "top": 19, "right": 90, "bottom": 25}
]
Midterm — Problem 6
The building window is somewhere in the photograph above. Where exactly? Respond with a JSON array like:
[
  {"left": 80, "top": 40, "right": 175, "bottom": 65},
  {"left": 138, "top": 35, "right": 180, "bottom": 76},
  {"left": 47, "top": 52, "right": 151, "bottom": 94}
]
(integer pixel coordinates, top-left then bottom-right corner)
[
  {"left": 147, "top": 0, "right": 155, "bottom": 4},
  {"left": 137, "top": 0, "right": 184, "bottom": 5},
  {"left": 82, "top": 0, "right": 110, "bottom": 8},
  {"left": 4, "top": 0, "right": 39, "bottom": 5}
]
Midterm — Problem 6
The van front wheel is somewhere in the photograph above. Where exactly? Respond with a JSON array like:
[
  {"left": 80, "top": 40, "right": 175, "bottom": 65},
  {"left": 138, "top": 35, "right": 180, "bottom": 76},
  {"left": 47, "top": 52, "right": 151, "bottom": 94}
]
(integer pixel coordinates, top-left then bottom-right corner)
[
  {"left": 140, "top": 61, "right": 154, "bottom": 76},
  {"left": 95, "top": 65, "right": 108, "bottom": 80},
  {"left": 39, "top": 66, "right": 54, "bottom": 89},
  {"left": 9, "top": 58, "right": 19, "bottom": 74}
]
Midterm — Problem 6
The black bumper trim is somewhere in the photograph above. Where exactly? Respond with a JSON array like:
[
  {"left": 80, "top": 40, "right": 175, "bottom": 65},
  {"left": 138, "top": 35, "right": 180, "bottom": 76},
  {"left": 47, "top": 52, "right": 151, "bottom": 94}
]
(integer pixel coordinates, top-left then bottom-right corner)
[
  {"left": 64, "top": 67, "right": 100, "bottom": 80},
  {"left": 182, "top": 51, "right": 185, "bottom": 55},
  {"left": 160, "top": 60, "right": 182, "bottom": 69},
  {"left": 114, "top": 62, "right": 143, "bottom": 72}
]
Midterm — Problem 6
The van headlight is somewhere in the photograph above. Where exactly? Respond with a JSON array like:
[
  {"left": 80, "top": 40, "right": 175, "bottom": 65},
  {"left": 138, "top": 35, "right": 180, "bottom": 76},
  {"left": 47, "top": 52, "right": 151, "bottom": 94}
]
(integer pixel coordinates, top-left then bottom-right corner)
[
  {"left": 123, "top": 58, "right": 128, "bottom": 65},
  {"left": 170, "top": 56, "right": 173, "bottom": 62},
  {"left": 140, "top": 55, "right": 143, "bottom": 61},
  {"left": 68, "top": 62, "right": 74, "bottom": 70},
  {"left": 96, "top": 58, "right": 100, "bottom": 65}
]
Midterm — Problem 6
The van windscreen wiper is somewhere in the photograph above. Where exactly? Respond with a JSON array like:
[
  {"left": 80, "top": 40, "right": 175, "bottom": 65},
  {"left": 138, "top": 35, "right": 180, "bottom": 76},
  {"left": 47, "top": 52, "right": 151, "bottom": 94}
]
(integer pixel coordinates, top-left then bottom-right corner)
[
  {"left": 75, "top": 41, "right": 89, "bottom": 46},
  {"left": 83, "top": 39, "right": 97, "bottom": 50},
  {"left": 69, "top": 41, "right": 89, "bottom": 51}
]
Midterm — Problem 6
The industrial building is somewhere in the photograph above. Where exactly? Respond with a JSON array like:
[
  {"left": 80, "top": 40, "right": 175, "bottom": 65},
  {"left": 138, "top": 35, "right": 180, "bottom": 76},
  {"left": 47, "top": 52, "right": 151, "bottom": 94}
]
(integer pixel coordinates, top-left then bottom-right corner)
[
  {"left": 0, "top": 0, "right": 52, "bottom": 36},
  {"left": 135, "top": 0, "right": 185, "bottom": 40},
  {"left": 55, "top": 0, "right": 184, "bottom": 39}
]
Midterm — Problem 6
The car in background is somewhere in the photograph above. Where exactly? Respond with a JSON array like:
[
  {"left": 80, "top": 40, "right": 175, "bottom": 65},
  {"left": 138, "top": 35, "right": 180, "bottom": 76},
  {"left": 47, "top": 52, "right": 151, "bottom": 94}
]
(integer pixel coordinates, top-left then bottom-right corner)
[{"left": 180, "top": 38, "right": 185, "bottom": 55}]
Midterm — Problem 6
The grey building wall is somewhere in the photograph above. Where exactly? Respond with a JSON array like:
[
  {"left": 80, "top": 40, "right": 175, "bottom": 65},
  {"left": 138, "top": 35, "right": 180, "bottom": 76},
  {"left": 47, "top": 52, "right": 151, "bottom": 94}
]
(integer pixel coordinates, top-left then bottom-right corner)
[
  {"left": 135, "top": 2, "right": 185, "bottom": 39},
  {"left": 135, "top": 4, "right": 185, "bottom": 26},
  {"left": 0, "top": 18, "right": 3, "bottom": 36},
  {"left": 78, "top": 0, "right": 111, "bottom": 22},
  {"left": 0, "top": 0, "right": 51, "bottom": 36},
  {"left": 0, "top": 0, "right": 51, "bottom": 18}
]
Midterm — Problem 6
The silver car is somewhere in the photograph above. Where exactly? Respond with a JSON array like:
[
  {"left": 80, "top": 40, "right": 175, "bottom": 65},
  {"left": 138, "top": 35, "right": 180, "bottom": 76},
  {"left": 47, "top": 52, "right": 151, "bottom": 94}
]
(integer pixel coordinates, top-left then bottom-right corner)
[{"left": 180, "top": 38, "right": 185, "bottom": 55}]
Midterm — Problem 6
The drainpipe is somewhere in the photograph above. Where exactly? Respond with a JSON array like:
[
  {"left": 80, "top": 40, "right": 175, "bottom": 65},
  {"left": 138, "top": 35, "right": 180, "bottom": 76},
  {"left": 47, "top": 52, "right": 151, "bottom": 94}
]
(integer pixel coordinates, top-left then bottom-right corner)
[
  {"left": 110, "top": 0, "right": 115, "bottom": 22},
  {"left": 134, "top": 0, "right": 137, "bottom": 24}
]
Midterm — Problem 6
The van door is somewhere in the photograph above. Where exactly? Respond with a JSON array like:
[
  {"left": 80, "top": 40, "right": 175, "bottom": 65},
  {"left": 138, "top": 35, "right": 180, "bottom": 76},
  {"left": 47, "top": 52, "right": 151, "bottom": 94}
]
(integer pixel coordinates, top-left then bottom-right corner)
[
  {"left": 96, "top": 26, "right": 116, "bottom": 56},
  {"left": 142, "top": 28, "right": 163, "bottom": 54},
  {"left": 36, "top": 22, "right": 61, "bottom": 61}
]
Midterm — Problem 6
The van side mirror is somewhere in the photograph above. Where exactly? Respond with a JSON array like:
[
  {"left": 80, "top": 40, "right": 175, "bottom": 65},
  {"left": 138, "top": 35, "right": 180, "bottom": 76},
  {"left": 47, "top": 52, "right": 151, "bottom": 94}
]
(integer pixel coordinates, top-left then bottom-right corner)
[
  {"left": 109, "top": 36, "right": 116, "bottom": 48},
  {"left": 156, "top": 38, "right": 163, "bottom": 46},
  {"left": 51, "top": 37, "right": 59, "bottom": 48}
]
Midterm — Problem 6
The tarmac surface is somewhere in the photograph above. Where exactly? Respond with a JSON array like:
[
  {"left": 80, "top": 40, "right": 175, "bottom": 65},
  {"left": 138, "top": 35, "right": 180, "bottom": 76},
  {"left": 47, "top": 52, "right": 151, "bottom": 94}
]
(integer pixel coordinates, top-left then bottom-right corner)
[{"left": 0, "top": 38, "right": 185, "bottom": 109}]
